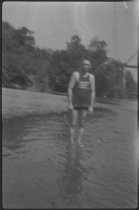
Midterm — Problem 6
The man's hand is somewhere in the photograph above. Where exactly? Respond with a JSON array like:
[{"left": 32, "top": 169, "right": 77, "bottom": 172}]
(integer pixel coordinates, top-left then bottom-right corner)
[
  {"left": 88, "top": 106, "right": 94, "bottom": 113},
  {"left": 68, "top": 104, "right": 74, "bottom": 110}
]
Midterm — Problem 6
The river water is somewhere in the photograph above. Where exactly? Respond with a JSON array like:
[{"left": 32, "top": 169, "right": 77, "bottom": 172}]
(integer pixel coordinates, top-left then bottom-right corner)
[{"left": 2, "top": 101, "right": 138, "bottom": 208}]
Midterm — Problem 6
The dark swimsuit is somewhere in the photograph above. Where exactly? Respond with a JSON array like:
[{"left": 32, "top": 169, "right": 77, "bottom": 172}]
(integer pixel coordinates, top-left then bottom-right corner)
[{"left": 72, "top": 73, "right": 92, "bottom": 110}]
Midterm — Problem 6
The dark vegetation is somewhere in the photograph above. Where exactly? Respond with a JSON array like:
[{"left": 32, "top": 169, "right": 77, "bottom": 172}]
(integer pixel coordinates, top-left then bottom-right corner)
[{"left": 2, "top": 21, "right": 137, "bottom": 98}]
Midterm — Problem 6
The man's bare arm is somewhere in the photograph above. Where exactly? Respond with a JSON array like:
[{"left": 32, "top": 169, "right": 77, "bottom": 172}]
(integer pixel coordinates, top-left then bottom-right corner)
[
  {"left": 90, "top": 75, "right": 96, "bottom": 109},
  {"left": 68, "top": 73, "right": 76, "bottom": 109}
]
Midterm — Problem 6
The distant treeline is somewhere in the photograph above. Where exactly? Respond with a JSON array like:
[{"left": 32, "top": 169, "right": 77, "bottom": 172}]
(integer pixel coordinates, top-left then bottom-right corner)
[{"left": 2, "top": 21, "right": 137, "bottom": 98}]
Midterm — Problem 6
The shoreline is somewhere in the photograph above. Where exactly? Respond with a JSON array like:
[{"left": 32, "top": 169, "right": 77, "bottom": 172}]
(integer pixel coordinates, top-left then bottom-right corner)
[{"left": 2, "top": 88, "right": 137, "bottom": 120}]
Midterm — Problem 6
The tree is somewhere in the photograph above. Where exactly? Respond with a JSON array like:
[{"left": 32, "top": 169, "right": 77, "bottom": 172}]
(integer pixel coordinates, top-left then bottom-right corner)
[
  {"left": 125, "top": 71, "right": 137, "bottom": 98},
  {"left": 104, "top": 59, "right": 124, "bottom": 98},
  {"left": 2, "top": 21, "right": 50, "bottom": 91},
  {"left": 88, "top": 36, "right": 108, "bottom": 75},
  {"left": 93, "top": 57, "right": 124, "bottom": 97},
  {"left": 48, "top": 50, "right": 72, "bottom": 92},
  {"left": 87, "top": 37, "right": 126, "bottom": 98},
  {"left": 14, "top": 27, "right": 35, "bottom": 48},
  {"left": 67, "top": 35, "right": 87, "bottom": 68}
]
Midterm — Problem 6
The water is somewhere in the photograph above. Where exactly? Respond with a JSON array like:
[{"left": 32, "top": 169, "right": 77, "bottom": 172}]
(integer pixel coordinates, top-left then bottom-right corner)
[{"left": 2, "top": 103, "right": 138, "bottom": 208}]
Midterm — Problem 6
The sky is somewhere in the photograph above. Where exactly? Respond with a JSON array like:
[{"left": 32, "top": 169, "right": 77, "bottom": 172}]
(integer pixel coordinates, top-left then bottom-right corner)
[{"left": 2, "top": 1, "right": 138, "bottom": 80}]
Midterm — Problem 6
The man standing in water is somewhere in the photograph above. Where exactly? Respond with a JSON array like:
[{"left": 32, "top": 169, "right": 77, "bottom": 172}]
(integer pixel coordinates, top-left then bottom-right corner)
[{"left": 68, "top": 59, "right": 95, "bottom": 145}]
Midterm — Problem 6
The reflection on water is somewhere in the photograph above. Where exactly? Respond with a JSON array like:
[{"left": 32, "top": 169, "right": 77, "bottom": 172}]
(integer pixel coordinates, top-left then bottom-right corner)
[
  {"left": 2, "top": 104, "right": 138, "bottom": 208},
  {"left": 61, "top": 144, "right": 85, "bottom": 203},
  {"left": 3, "top": 118, "right": 26, "bottom": 151}
]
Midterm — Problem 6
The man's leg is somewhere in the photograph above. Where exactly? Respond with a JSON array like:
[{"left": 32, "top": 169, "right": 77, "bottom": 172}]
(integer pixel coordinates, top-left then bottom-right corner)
[
  {"left": 77, "top": 109, "right": 87, "bottom": 144},
  {"left": 70, "top": 109, "right": 78, "bottom": 143}
]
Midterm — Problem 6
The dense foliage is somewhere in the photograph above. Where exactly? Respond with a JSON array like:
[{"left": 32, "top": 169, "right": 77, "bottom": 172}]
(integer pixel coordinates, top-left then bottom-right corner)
[{"left": 2, "top": 21, "right": 137, "bottom": 98}]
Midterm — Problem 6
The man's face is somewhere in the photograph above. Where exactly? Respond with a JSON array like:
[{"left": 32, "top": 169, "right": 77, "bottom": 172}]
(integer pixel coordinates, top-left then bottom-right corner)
[{"left": 82, "top": 62, "right": 91, "bottom": 72}]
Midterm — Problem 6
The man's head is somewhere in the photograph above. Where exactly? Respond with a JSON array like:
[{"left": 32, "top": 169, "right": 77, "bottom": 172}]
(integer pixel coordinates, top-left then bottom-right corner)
[{"left": 82, "top": 59, "right": 91, "bottom": 72}]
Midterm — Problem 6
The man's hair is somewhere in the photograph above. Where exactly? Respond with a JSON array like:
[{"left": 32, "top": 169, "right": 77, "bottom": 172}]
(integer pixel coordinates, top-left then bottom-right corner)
[{"left": 82, "top": 59, "right": 91, "bottom": 65}]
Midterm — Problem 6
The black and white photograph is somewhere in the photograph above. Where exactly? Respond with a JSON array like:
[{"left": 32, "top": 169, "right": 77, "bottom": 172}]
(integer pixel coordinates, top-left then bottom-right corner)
[{"left": 2, "top": 1, "right": 138, "bottom": 209}]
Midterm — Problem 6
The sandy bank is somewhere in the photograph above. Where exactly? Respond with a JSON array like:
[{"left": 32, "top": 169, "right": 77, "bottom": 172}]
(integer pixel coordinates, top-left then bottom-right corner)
[{"left": 2, "top": 88, "right": 68, "bottom": 120}]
